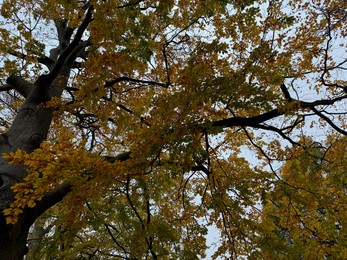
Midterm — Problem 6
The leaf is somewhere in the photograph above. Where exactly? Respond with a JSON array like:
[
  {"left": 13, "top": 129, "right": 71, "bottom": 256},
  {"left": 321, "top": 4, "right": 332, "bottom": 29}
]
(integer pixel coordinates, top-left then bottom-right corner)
[{"left": 1, "top": 0, "right": 347, "bottom": 259}]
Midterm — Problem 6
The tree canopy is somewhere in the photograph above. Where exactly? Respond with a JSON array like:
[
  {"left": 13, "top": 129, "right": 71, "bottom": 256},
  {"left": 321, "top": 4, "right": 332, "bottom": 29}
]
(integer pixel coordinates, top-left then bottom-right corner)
[{"left": 0, "top": 0, "right": 346, "bottom": 259}]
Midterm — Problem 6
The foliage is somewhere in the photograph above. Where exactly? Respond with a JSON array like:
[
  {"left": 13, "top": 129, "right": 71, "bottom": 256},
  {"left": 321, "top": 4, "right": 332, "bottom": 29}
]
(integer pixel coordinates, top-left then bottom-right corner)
[
  {"left": 258, "top": 138, "right": 347, "bottom": 259},
  {"left": 0, "top": 0, "right": 346, "bottom": 258}
]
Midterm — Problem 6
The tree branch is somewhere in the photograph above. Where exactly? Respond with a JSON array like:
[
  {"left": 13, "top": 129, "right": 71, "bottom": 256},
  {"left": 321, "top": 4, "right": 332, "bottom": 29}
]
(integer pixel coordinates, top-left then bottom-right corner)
[
  {"left": 280, "top": 83, "right": 292, "bottom": 101},
  {"left": 8, "top": 51, "right": 55, "bottom": 70},
  {"left": 254, "top": 124, "right": 301, "bottom": 145},
  {"left": 36, "top": 6, "right": 94, "bottom": 88},
  {"left": 28, "top": 181, "right": 72, "bottom": 225},
  {"left": 212, "top": 95, "right": 347, "bottom": 129},
  {"left": 105, "top": 76, "right": 167, "bottom": 88},
  {"left": 212, "top": 108, "right": 282, "bottom": 128},
  {"left": 311, "top": 107, "right": 347, "bottom": 135},
  {"left": 29, "top": 150, "right": 132, "bottom": 222},
  {"left": 1, "top": 75, "right": 35, "bottom": 98}
]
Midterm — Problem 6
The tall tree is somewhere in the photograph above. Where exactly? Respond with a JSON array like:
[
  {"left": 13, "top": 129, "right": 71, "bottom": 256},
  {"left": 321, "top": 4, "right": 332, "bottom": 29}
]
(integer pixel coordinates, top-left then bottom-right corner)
[{"left": 0, "top": 0, "right": 346, "bottom": 259}]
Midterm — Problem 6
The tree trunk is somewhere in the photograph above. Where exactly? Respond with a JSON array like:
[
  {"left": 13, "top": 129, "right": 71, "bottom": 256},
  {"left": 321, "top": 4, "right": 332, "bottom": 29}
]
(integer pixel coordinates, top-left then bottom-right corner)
[
  {"left": 0, "top": 90, "right": 55, "bottom": 259},
  {"left": 0, "top": 9, "right": 92, "bottom": 259},
  {"left": 0, "top": 215, "right": 30, "bottom": 260}
]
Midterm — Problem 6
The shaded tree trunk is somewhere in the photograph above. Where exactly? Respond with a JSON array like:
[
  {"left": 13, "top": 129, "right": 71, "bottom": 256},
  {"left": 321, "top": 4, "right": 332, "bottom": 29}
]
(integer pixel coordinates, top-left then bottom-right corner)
[
  {"left": 0, "top": 81, "right": 55, "bottom": 259},
  {"left": 0, "top": 9, "right": 93, "bottom": 258},
  {"left": 0, "top": 215, "right": 31, "bottom": 260}
]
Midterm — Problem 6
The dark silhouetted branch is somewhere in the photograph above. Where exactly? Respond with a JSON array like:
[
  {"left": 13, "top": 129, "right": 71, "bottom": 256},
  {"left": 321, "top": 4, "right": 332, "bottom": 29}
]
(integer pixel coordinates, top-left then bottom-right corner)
[
  {"left": 36, "top": 6, "right": 94, "bottom": 88},
  {"left": 105, "top": 77, "right": 167, "bottom": 88},
  {"left": 311, "top": 107, "right": 347, "bottom": 136}
]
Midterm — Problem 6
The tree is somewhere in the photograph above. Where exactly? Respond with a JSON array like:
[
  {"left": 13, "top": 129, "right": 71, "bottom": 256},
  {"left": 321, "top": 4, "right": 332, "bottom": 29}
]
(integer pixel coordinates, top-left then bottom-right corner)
[
  {"left": 258, "top": 138, "right": 347, "bottom": 259},
  {"left": 0, "top": 0, "right": 346, "bottom": 259}
]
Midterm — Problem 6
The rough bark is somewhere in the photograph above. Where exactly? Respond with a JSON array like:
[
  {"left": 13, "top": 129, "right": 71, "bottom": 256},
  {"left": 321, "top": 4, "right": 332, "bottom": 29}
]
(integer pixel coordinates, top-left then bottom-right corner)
[
  {"left": 0, "top": 215, "right": 31, "bottom": 260},
  {"left": 0, "top": 8, "right": 93, "bottom": 258},
  {"left": 0, "top": 93, "right": 53, "bottom": 259}
]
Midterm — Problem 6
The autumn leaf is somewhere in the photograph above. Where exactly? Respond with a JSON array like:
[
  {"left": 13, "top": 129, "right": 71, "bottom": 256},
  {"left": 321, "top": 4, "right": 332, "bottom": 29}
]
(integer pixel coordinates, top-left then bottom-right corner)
[{"left": 0, "top": 0, "right": 347, "bottom": 259}]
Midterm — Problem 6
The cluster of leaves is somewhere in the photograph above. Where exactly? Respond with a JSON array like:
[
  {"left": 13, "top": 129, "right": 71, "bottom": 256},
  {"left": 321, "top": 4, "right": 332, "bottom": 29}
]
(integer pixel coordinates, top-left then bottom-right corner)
[
  {"left": 0, "top": 0, "right": 346, "bottom": 258},
  {"left": 3, "top": 135, "right": 128, "bottom": 224},
  {"left": 258, "top": 137, "right": 347, "bottom": 258}
]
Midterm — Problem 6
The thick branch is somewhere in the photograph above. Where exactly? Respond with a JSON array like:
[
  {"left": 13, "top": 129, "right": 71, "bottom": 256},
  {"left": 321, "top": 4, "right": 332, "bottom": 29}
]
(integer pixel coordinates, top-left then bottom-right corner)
[
  {"left": 28, "top": 151, "right": 132, "bottom": 223},
  {"left": 280, "top": 83, "right": 292, "bottom": 101},
  {"left": 1, "top": 75, "right": 35, "bottom": 98},
  {"left": 28, "top": 182, "right": 72, "bottom": 225},
  {"left": 55, "top": 20, "right": 74, "bottom": 50},
  {"left": 8, "top": 51, "right": 55, "bottom": 69},
  {"left": 212, "top": 108, "right": 282, "bottom": 128},
  {"left": 36, "top": 6, "right": 94, "bottom": 88},
  {"left": 65, "top": 40, "right": 91, "bottom": 67},
  {"left": 213, "top": 95, "right": 347, "bottom": 129}
]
